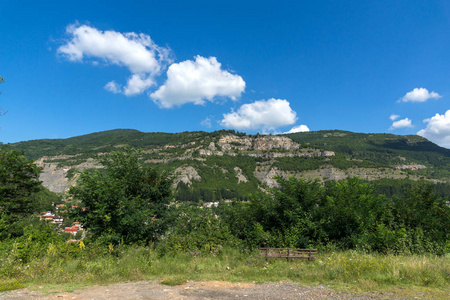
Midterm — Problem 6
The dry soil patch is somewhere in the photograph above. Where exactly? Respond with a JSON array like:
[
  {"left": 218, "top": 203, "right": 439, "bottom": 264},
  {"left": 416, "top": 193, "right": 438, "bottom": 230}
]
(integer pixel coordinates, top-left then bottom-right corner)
[{"left": 0, "top": 281, "right": 412, "bottom": 299}]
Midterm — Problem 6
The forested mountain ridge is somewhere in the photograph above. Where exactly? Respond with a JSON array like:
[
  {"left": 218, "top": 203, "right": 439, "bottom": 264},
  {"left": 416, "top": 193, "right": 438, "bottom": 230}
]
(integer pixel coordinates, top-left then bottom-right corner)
[{"left": 8, "top": 129, "right": 450, "bottom": 199}]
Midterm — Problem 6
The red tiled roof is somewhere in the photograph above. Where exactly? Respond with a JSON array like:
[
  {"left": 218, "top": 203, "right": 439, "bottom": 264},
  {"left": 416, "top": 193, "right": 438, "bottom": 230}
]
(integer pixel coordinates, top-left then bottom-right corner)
[{"left": 64, "top": 227, "right": 78, "bottom": 232}]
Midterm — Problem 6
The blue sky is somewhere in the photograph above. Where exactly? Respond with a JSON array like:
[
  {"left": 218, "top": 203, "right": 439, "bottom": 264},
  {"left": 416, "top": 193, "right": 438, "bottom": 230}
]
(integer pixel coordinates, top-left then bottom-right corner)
[{"left": 1, "top": 1, "right": 450, "bottom": 147}]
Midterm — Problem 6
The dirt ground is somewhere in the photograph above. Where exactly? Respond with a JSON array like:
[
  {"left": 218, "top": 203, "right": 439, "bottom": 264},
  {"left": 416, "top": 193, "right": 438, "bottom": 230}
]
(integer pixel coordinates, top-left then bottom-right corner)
[{"left": 0, "top": 280, "right": 412, "bottom": 299}]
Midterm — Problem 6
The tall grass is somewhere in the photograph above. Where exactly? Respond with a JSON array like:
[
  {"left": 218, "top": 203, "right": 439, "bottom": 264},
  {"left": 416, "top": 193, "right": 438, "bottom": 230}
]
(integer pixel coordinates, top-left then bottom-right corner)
[{"left": 1, "top": 245, "right": 448, "bottom": 296}]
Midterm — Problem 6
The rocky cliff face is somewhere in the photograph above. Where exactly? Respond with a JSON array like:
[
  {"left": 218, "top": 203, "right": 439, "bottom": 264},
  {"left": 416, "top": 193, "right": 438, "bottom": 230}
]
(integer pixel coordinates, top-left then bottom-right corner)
[
  {"left": 218, "top": 134, "right": 300, "bottom": 151},
  {"left": 172, "top": 166, "right": 201, "bottom": 187},
  {"left": 200, "top": 134, "right": 334, "bottom": 158},
  {"left": 33, "top": 134, "right": 336, "bottom": 193},
  {"left": 35, "top": 157, "right": 100, "bottom": 193}
]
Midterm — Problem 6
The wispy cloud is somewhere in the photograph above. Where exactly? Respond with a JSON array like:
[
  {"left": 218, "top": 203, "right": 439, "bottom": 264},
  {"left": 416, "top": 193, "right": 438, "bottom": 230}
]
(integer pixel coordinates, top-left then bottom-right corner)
[
  {"left": 201, "top": 117, "right": 213, "bottom": 128},
  {"left": 390, "top": 114, "right": 400, "bottom": 121}
]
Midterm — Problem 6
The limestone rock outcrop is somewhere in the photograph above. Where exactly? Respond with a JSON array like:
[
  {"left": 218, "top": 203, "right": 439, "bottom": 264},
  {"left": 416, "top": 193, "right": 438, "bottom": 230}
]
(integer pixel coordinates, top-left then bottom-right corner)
[{"left": 173, "top": 166, "right": 201, "bottom": 187}]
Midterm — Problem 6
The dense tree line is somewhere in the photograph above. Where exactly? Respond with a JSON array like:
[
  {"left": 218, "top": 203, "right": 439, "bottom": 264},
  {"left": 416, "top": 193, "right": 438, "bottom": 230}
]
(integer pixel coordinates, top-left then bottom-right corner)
[
  {"left": 214, "top": 176, "right": 449, "bottom": 254},
  {"left": 1, "top": 148, "right": 449, "bottom": 258}
]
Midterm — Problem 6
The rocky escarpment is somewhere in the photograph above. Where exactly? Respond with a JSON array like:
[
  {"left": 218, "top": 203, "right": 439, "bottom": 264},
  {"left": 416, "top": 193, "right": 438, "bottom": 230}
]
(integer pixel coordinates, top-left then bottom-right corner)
[
  {"left": 393, "top": 164, "right": 427, "bottom": 170},
  {"left": 33, "top": 132, "right": 437, "bottom": 194},
  {"left": 234, "top": 167, "right": 248, "bottom": 183},
  {"left": 35, "top": 157, "right": 100, "bottom": 193},
  {"left": 253, "top": 164, "right": 430, "bottom": 188},
  {"left": 199, "top": 134, "right": 334, "bottom": 158},
  {"left": 33, "top": 133, "right": 336, "bottom": 193},
  {"left": 218, "top": 134, "right": 300, "bottom": 151},
  {"left": 172, "top": 166, "right": 201, "bottom": 187}
]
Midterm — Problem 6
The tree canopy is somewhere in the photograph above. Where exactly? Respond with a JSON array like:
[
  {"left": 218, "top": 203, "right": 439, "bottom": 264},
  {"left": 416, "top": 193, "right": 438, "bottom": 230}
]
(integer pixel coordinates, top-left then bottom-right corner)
[
  {"left": 69, "top": 148, "right": 173, "bottom": 244},
  {"left": 0, "top": 147, "right": 43, "bottom": 238}
]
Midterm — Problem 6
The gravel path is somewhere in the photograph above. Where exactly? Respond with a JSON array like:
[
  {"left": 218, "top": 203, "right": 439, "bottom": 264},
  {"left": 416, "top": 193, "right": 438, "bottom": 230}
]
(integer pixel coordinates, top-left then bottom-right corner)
[{"left": 0, "top": 281, "right": 409, "bottom": 299}]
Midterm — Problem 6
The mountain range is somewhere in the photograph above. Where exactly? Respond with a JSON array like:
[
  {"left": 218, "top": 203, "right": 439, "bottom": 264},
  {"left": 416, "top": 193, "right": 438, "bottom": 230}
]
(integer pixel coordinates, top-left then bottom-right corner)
[{"left": 8, "top": 129, "right": 450, "bottom": 200}]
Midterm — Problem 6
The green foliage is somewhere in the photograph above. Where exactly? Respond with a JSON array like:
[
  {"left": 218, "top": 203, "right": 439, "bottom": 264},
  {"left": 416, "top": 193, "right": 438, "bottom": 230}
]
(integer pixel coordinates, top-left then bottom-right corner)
[
  {"left": 157, "top": 155, "right": 260, "bottom": 202},
  {"left": 391, "top": 184, "right": 450, "bottom": 253},
  {"left": 29, "top": 186, "right": 60, "bottom": 213},
  {"left": 65, "top": 168, "right": 77, "bottom": 180},
  {"left": 157, "top": 205, "right": 240, "bottom": 256},
  {"left": 273, "top": 157, "right": 325, "bottom": 172},
  {"left": 319, "top": 178, "right": 393, "bottom": 249},
  {"left": 69, "top": 148, "right": 173, "bottom": 245},
  {"left": 9, "top": 129, "right": 240, "bottom": 161},
  {"left": 0, "top": 147, "right": 42, "bottom": 238},
  {"left": 236, "top": 176, "right": 449, "bottom": 254}
]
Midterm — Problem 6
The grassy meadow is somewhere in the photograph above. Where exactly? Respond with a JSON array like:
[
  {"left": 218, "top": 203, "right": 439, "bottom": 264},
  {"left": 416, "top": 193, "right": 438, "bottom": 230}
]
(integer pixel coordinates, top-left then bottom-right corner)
[{"left": 1, "top": 245, "right": 449, "bottom": 299}]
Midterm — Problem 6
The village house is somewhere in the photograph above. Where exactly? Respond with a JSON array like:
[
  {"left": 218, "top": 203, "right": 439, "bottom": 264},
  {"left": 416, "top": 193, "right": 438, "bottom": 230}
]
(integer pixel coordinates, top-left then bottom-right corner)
[
  {"left": 55, "top": 204, "right": 66, "bottom": 210},
  {"left": 64, "top": 227, "right": 79, "bottom": 236},
  {"left": 64, "top": 222, "right": 84, "bottom": 236},
  {"left": 40, "top": 211, "right": 64, "bottom": 224}
]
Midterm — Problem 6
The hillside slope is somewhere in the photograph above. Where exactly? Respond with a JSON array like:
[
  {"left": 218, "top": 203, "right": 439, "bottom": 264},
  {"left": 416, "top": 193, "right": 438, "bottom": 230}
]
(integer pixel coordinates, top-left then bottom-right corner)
[{"left": 8, "top": 129, "right": 450, "bottom": 199}]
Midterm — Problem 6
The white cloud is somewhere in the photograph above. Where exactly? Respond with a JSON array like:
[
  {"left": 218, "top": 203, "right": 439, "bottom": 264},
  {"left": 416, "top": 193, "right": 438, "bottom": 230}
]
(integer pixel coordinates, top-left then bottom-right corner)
[
  {"left": 58, "top": 23, "right": 171, "bottom": 96},
  {"left": 201, "top": 117, "right": 212, "bottom": 128},
  {"left": 390, "top": 114, "right": 400, "bottom": 121},
  {"left": 389, "top": 118, "right": 413, "bottom": 130},
  {"left": 220, "top": 99, "right": 297, "bottom": 131},
  {"left": 123, "top": 74, "right": 155, "bottom": 96},
  {"left": 104, "top": 81, "right": 121, "bottom": 94},
  {"left": 283, "top": 125, "right": 310, "bottom": 134},
  {"left": 150, "top": 56, "right": 245, "bottom": 108},
  {"left": 417, "top": 110, "right": 450, "bottom": 148},
  {"left": 399, "top": 88, "right": 441, "bottom": 103}
]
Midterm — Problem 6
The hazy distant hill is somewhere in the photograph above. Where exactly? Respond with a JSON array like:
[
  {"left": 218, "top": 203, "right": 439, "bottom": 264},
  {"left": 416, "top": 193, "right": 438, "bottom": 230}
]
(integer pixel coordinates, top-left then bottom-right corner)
[{"left": 9, "top": 129, "right": 450, "bottom": 200}]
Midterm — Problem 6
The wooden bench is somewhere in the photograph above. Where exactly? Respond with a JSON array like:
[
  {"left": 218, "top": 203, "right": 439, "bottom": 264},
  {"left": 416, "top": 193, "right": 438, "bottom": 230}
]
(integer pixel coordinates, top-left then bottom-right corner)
[{"left": 259, "top": 248, "right": 317, "bottom": 261}]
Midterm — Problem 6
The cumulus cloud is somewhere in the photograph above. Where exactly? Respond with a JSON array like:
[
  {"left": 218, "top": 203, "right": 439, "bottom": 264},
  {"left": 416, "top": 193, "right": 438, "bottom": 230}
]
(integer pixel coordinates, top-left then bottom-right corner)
[
  {"left": 283, "top": 125, "right": 310, "bottom": 134},
  {"left": 389, "top": 118, "right": 413, "bottom": 130},
  {"left": 123, "top": 74, "right": 155, "bottom": 96},
  {"left": 399, "top": 88, "right": 441, "bottom": 103},
  {"left": 390, "top": 114, "right": 400, "bottom": 121},
  {"left": 417, "top": 110, "right": 450, "bottom": 148},
  {"left": 58, "top": 23, "right": 171, "bottom": 95},
  {"left": 220, "top": 99, "right": 297, "bottom": 131},
  {"left": 150, "top": 56, "right": 245, "bottom": 108}
]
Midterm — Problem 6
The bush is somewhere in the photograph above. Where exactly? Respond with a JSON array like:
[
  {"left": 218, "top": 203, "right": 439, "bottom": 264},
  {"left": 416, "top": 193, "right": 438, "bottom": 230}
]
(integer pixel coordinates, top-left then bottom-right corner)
[{"left": 157, "top": 206, "right": 241, "bottom": 256}]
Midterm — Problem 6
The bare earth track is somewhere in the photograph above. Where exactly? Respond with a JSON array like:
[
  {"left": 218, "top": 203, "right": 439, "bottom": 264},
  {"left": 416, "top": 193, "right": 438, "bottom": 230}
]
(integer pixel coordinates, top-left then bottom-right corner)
[{"left": 0, "top": 281, "right": 411, "bottom": 299}]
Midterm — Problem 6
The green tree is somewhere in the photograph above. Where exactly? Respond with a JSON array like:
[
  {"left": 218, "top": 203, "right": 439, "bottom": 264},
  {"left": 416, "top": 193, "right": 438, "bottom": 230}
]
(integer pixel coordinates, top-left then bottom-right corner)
[
  {"left": 245, "top": 177, "right": 326, "bottom": 248},
  {"left": 393, "top": 184, "right": 450, "bottom": 253},
  {"left": 0, "top": 147, "right": 43, "bottom": 237},
  {"left": 320, "top": 177, "right": 392, "bottom": 249},
  {"left": 69, "top": 148, "right": 173, "bottom": 244}
]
